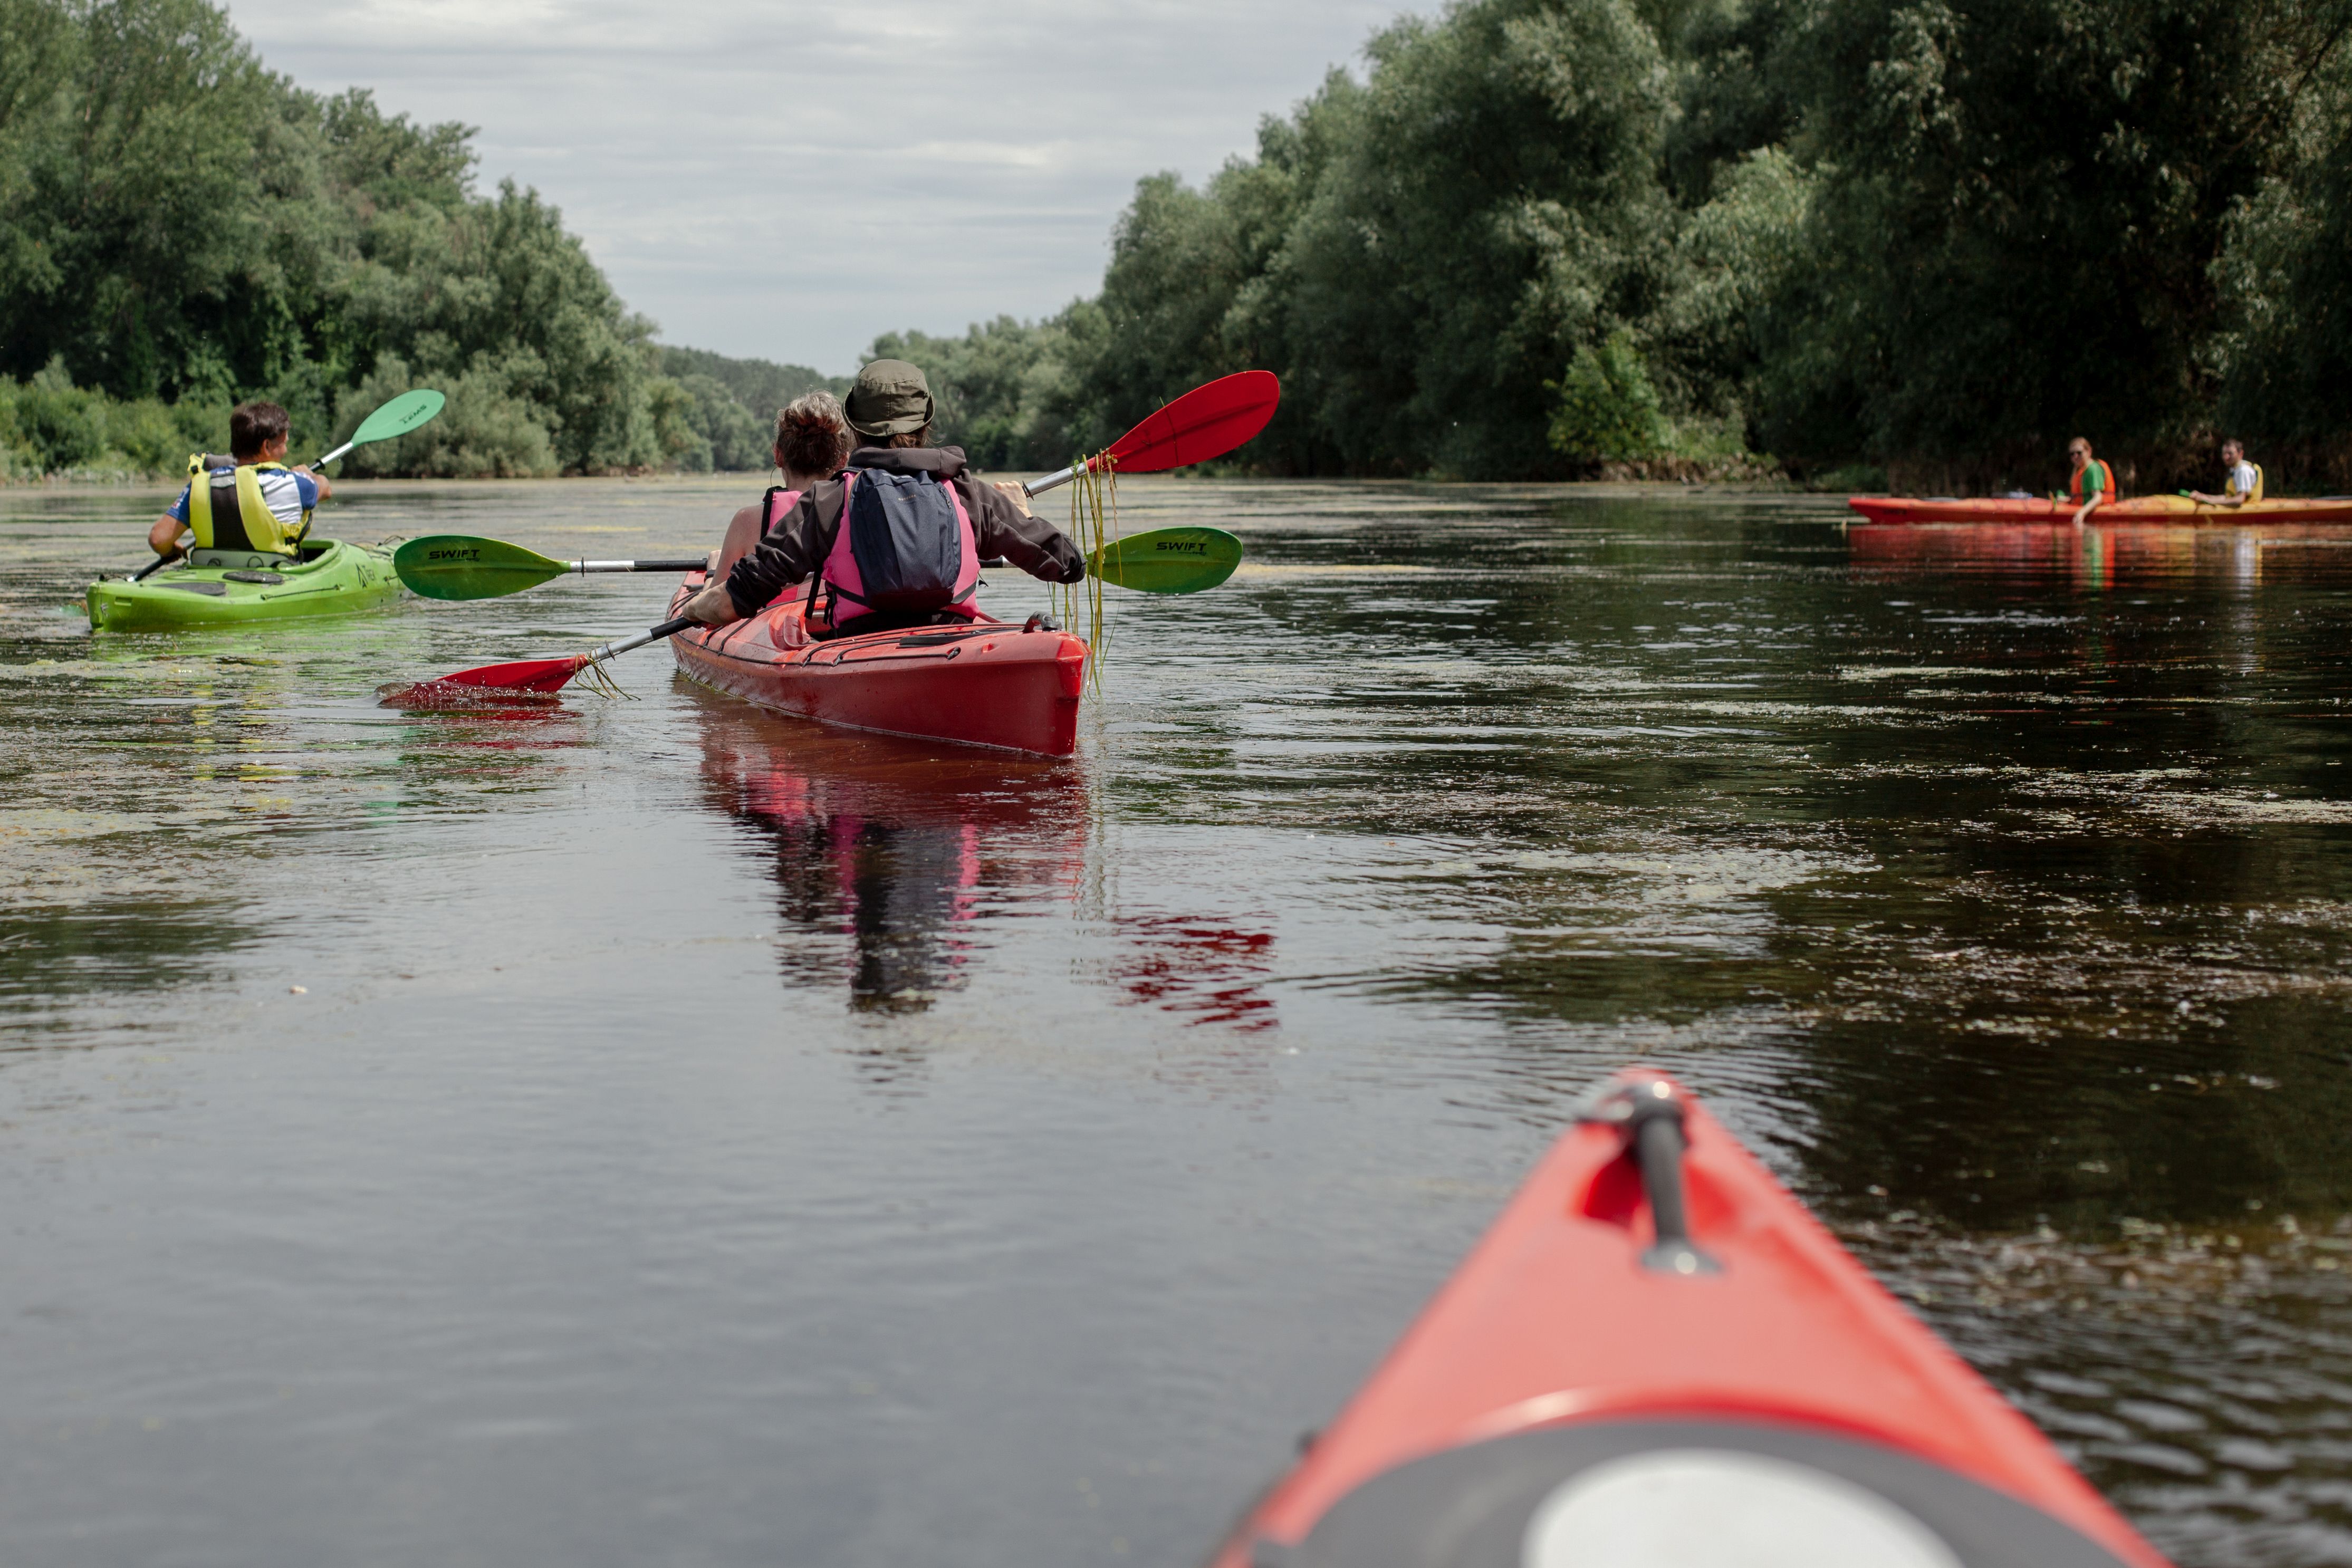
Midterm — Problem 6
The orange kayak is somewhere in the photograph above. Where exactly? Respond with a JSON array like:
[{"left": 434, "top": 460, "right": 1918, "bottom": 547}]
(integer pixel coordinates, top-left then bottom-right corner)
[
  {"left": 1850, "top": 494, "right": 2352, "bottom": 525},
  {"left": 668, "top": 578, "right": 1088, "bottom": 756},
  {"left": 1212, "top": 1072, "right": 2170, "bottom": 1568}
]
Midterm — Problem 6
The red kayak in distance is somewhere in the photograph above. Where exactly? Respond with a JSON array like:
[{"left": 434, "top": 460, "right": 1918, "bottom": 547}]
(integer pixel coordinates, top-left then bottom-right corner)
[
  {"left": 1213, "top": 1072, "right": 2171, "bottom": 1568},
  {"left": 668, "top": 578, "right": 1087, "bottom": 757},
  {"left": 1849, "top": 493, "right": 2352, "bottom": 525}
]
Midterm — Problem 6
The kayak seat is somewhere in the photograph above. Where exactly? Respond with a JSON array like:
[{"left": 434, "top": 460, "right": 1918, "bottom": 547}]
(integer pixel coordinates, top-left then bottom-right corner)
[{"left": 1271, "top": 1418, "right": 2143, "bottom": 1568}]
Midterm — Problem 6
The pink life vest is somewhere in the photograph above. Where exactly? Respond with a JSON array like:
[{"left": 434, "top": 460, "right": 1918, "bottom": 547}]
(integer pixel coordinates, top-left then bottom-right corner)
[
  {"left": 715, "top": 486, "right": 803, "bottom": 587},
  {"left": 811, "top": 468, "right": 982, "bottom": 632}
]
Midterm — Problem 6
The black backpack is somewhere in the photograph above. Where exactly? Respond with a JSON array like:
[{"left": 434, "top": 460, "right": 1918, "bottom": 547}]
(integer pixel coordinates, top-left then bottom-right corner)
[{"left": 830, "top": 469, "right": 971, "bottom": 615}]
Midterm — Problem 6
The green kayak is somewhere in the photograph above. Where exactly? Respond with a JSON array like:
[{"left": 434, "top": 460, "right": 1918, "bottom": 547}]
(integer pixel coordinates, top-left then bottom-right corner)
[{"left": 86, "top": 540, "right": 405, "bottom": 632}]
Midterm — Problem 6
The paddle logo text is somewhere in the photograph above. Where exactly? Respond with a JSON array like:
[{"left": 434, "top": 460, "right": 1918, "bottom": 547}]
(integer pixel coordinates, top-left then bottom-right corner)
[
  {"left": 425, "top": 547, "right": 482, "bottom": 562},
  {"left": 1152, "top": 541, "right": 1209, "bottom": 556}
]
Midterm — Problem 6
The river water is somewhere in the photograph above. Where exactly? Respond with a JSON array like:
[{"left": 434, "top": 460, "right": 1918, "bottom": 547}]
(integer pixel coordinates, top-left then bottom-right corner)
[{"left": 4, "top": 475, "right": 2351, "bottom": 1567}]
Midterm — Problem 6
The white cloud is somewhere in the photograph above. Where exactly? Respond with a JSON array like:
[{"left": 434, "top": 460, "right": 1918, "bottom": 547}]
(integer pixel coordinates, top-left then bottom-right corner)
[{"left": 226, "top": 0, "right": 1398, "bottom": 370}]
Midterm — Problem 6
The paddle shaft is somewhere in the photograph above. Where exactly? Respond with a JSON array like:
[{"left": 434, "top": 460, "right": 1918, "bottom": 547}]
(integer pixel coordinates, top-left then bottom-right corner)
[
  {"left": 586, "top": 616, "right": 695, "bottom": 666},
  {"left": 569, "top": 560, "right": 707, "bottom": 573},
  {"left": 1023, "top": 464, "right": 1087, "bottom": 499}
]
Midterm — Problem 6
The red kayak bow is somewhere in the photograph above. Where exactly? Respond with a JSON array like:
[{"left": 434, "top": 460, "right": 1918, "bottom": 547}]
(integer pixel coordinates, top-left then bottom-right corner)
[
  {"left": 1024, "top": 370, "right": 1280, "bottom": 497},
  {"left": 1212, "top": 1072, "right": 2171, "bottom": 1568}
]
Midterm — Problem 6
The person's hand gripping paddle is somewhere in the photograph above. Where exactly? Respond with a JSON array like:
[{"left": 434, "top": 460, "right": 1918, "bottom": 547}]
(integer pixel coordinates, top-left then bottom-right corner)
[{"left": 133, "top": 389, "right": 447, "bottom": 581}]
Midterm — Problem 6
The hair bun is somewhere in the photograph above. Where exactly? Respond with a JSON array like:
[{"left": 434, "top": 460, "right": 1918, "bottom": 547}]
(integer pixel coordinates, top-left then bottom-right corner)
[{"left": 774, "top": 390, "right": 853, "bottom": 474}]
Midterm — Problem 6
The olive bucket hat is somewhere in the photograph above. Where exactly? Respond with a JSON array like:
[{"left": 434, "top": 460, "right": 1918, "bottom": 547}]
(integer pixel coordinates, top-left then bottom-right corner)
[{"left": 844, "top": 359, "right": 935, "bottom": 439}]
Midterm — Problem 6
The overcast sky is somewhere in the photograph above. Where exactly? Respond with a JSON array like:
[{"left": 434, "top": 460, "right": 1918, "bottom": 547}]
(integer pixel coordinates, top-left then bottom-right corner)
[{"left": 224, "top": 0, "right": 1406, "bottom": 373}]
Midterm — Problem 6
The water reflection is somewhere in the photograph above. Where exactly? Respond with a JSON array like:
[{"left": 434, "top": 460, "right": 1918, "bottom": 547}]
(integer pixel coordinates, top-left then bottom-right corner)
[
  {"left": 1103, "top": 915, "right": 1278, "bottom": 1032},
  {"left": 14, "top": 480, "right": 2352, "bottom": 1566},
  {"left": 690, "top": 695, "right": 1087, "bottom": 1019},
  {"left": 1849, "top": 520, "right": 2352, "bottom": 590}
]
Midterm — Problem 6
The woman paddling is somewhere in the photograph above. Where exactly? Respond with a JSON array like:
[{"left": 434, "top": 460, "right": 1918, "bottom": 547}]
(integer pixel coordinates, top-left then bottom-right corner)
[
  {"left": 705, "top": 391, "right": 856, "bottom": 583},
  {"left": 679, "top": 360, "right": 1084, "bottom": 638}
]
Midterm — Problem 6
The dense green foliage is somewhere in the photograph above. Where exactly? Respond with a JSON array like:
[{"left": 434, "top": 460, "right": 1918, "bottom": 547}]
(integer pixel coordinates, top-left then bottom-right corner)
[
  {"left": 14, "top": 0, "right": 2352, "bottom": 489},
  {"left": 652, "top": 347, "right": 844, "bottom": 472},
  {"left": 893, "top": 0, "right": 2352, "bottom": 488},
  {"left": 0, "top": 0, "right": 801, "bottom": 478}
]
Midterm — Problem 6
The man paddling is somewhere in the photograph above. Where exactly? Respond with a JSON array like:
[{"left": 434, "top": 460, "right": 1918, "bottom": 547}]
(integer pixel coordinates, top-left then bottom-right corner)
[
  {"left": 678, "top": 360, "right": 1084, "bottom": 637},
  {"left": 2063, "top": 436, "right": 2113, "bottom": 526},
  {"left": 146, "top": 401, "right": 332, "bottom": 564},
  {"left": 2187, "top": 438, "right": 2262, "bottom": 508}
]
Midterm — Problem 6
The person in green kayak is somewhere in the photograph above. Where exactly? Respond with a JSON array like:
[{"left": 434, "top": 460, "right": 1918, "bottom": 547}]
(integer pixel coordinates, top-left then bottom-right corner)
[
  {"left": 2062, "top": 436, "right": 2113, "bottom": 525},
  {"left": 678, "top": 359, "right": 1085, "bottom": 637},
  {"left": 2187, "top": 439, "right": 2263, "bottom": 508},
  {"left": 145, "top": 401, "right": 332, "bottom": 564}
]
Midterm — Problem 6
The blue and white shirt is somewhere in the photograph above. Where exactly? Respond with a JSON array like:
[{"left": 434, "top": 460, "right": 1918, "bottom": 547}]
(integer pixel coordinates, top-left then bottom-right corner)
[{"left": 167, "top": 466, "right": 319, "bottom": 528}]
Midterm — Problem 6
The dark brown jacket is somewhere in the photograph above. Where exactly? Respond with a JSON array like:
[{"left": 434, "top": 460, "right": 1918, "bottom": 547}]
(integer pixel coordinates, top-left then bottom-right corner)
[{"left": 722, "top": 446, "right": 1085, "bottom": 618}]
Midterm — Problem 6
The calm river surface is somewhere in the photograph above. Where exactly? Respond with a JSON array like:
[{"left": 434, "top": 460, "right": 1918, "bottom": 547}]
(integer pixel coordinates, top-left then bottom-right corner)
[{"left": 5, "top": 475, "right": 2352, "bottom": 1567}]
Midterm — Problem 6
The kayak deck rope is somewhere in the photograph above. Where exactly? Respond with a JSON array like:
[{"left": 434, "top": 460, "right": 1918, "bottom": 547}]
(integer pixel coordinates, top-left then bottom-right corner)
[{"left": 1050, "top": 451, "right": 1117, "bottom": 691}]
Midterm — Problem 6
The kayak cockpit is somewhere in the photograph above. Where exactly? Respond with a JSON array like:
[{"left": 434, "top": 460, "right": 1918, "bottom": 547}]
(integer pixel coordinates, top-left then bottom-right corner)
[{"left": 1261, "top": 1417, "right": 2140, "bottom": 1566}]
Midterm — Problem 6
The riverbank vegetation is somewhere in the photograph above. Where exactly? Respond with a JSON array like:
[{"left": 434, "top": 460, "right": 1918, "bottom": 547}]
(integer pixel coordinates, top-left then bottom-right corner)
[
  {"left": 8, "top": 0, "right": 2351, "bottom": 488},
  {"left": 898, "top": 0, "right": 2352, "bottom": 489},
  {"left": 0, "top": 0, "right": 826, "bottom": 480}
]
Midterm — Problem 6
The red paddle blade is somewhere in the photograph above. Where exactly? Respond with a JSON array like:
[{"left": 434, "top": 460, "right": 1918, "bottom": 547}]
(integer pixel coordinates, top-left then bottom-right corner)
[
  {"left": 379, "top": 655, "right": 589, "bottom": 707},
  {"left": 437, "top": 655, "right": 588, "bottom": 691},
  {"left": 1102, "top": 370, "right": 1280, "bottom": 474}
]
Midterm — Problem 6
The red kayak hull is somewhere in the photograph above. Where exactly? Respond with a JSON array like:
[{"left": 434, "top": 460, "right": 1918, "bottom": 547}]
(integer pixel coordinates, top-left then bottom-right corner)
[
  {"left": 1213, "top": 1072, "right": 2169, "bottom": 1568},
  {"left": 1849, "top": 494, "right": 2352, "bottom": 525},
  {"left": 668, "top": 580, "right": 1087, "bottom": 757}
]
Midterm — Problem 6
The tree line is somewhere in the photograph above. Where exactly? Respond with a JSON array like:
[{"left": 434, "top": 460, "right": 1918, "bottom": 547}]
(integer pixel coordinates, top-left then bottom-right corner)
[
  {"left": 7, "top": 0, "right": 2351, "bottom": 490},
  {"left": 0, "top": 0, "right": 835, "bottom": 479},
  {"left": 902, "top": 0, "right": 2352, "bottom": 490}
]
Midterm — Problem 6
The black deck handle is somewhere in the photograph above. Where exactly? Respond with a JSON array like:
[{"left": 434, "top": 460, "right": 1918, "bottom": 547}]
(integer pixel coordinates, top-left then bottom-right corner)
[{"left": 1578, "top": 1076, "right": 1721, "bottom": 1276}]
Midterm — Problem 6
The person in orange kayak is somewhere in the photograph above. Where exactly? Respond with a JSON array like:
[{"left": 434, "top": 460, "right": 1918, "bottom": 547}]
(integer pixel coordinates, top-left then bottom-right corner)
[
  {"left": 703, "top": 391, "right": 857, "bottom": 582},
  {"left": 2063, "top": 436, "right": 2113, "bottom": 525},
  {"left": 2187, "top": 438, "right": 2263, "bottom": 508},
  {"left": 678, "top": 359, "right": 1084, "bottom": 637}
]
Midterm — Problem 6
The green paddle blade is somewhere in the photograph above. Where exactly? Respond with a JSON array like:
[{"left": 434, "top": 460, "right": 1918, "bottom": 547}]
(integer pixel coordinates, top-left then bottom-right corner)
[
  {"left": 352, "top": 389, "right": 446, "bottom": 447},
  {"left": 1090, "top": 526, "right": 1243, "bottom": 594},
  {"left": 394, "top": 535, "right": 565, "bottom": 600}
]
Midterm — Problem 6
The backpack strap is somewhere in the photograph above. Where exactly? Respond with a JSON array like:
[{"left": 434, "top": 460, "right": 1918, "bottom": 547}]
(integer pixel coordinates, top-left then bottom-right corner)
[{"left": 804, "top": 472, "right": 856, "bottom": 624}]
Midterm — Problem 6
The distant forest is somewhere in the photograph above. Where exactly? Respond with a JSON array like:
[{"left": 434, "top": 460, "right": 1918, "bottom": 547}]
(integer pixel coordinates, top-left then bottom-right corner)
[
  {"left": 895, "top": 0, "right": 2352, "bottom": 491},
  {"left": 0, "top": 0, "right": 838, "bottom": 480},
  {"left": 6, "top": 0, "right": 2352, "bottom": 489}
]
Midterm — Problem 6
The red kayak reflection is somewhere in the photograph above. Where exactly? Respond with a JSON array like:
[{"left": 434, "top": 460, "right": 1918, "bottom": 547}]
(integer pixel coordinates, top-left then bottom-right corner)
[
  {"left": 1850, "top": 520, "right": 2352, "bottom": 589},
  {"left": 1104, "top": 915, "right": 1278, "bottom": 1033},
  {"left": 694, "top": 696, "right": 1283, "bottom": 1037},
  {"left": 695, "top": 701, "right": 1088, "bottom": 1017}
]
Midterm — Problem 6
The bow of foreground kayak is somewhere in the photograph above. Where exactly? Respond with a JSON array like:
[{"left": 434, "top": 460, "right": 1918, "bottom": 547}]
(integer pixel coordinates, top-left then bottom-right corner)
[
  {"left": 1213, "top": 1072, "right": 2171, "bottom": 1568},
  {"left": 86, "top": 540, "right": 404, "bottom": 632},
  {"left": 1849, "top": 494, "right": 2352, "bottom": 525},
  {"left": 667, "top": 576, "right": 1089, "bottom": 757}
]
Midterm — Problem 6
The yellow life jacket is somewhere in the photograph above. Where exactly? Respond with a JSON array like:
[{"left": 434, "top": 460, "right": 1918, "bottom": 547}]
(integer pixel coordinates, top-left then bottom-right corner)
[
  {"left": 187, "top": 456, "right": 310, "bottom": 556},
  {"left": 2232, "top": 461, "right": 2266, "bottom": 503}
]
